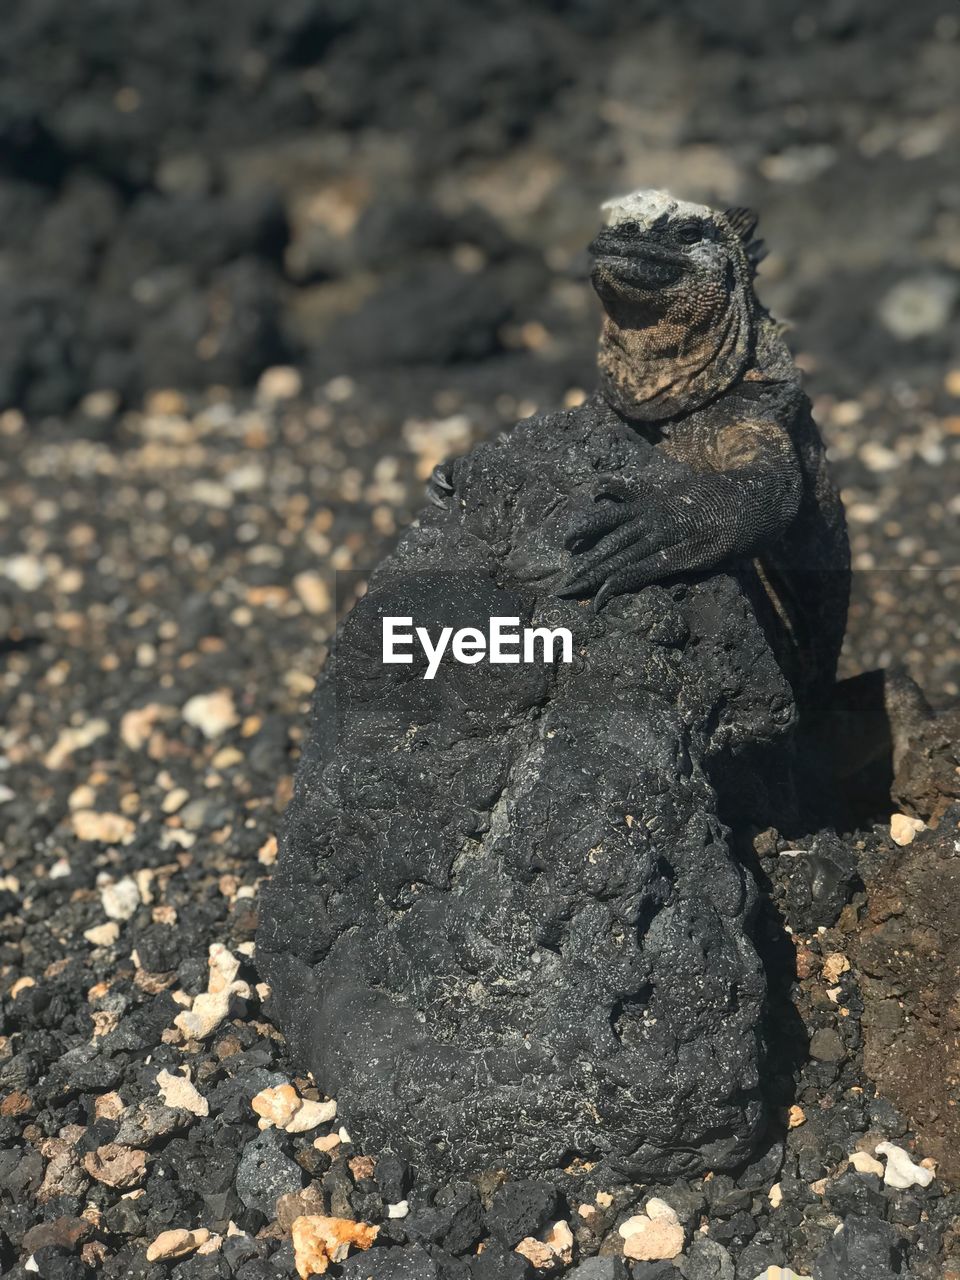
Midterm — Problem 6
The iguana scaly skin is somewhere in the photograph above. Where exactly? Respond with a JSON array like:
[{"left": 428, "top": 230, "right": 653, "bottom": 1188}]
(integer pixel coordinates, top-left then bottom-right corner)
[{"left": 434, "top": 190, "right": 850, "bottom": 708}]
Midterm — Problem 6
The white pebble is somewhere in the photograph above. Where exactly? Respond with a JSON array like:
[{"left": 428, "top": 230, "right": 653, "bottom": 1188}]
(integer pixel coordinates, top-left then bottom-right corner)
[
  {"left": 751, "top": 1269, "right": 812, "bottom": 1280},
  {"left": 849, "top": 1150, "right": 884, "bottom": 1178},
  {"left": 618, "top": 1211, "right": 684, "bottom": 1261},
  {"left": 642, "top": 1198, "right": 679, "bottom": 1224},
  {"left": 257, "top": 365, "right": 302, "bottom": 402},
  {"left": 3, "top": 554, "right": 46, "bottom": 591},
  {"left": 208, "top": 943, "right": 242, "bottom": 994},
  {"left": 875, "top": 1141, "right": 935, "bottom": 1189},
  {"left": 146, "top": 1228, "right": 211, "bottom": 1262},
  {"left": 287, "top": 1098, "right": 338, "bottom": 1133},
  {"left": 544, "top": 1221, "right": 574, "bottom": 1264},
  {"left": 879, "top": 274, "right": 958, "bottom": 341},
  {"left": 157, "top": 1068, "right": 209, "bottom": 1118},
  {"left": 174, "top": 988, "right": 232, "bottom": 1040},
  {"left": 514, "top": 1238, "right": 554, "bottom": 1269},
  {"left": 100, "top": 877, "right": 141, "bottom": 922},
  {"left": 890, "top": 813, "right": 925, "bottom": 846},
  {"left": 84, "top": 922, "right": 121, "bottom": 947},
  {"left": 182, "top": 690, "right": 239, "bottom": 739},
  {"left": 45, "top": 718, "right": 109, "bottom": 769},
  {"left": 173, "top": 944, "right": 250, "bottom": 1039},
  {"left": 252, "top": 1084, "right": 299, "bottom": 1129},
  {"left": 251, "top": 1083, "right": 336, "bottom": 1133}
]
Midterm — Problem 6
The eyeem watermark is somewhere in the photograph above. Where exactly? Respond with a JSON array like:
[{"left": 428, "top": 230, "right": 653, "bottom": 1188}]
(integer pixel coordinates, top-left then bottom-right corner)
[{"left": 383, "top": 616, "right": 573, "bottom": 680}]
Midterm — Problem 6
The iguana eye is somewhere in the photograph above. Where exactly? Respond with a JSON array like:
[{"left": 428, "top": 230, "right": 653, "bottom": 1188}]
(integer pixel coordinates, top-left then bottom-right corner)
[{"left": 675, "top": 221, "right": 703, "bottom": 245}]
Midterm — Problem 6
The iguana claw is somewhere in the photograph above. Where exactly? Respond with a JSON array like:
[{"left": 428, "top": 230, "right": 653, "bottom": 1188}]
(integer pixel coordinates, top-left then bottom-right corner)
[
  {"left": 427, "top": 461, "right": 456, "bottom": 508},
  {"left": 562, "top": 477, "right": 635, "bottom": 552},
  {"left": 558, "top": 476, "right": 719, "bottom": 609}
]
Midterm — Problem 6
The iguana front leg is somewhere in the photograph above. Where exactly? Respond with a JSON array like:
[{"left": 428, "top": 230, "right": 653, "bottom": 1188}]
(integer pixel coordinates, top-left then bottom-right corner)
[{"left": 560, "top": 419, "right": 803, "bottom": 610}]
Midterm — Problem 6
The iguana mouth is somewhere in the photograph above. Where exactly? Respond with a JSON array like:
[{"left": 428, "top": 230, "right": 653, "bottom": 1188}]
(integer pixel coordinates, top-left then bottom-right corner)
[{"left": 589, "top": 241, "right": 686, "bottom": 294}]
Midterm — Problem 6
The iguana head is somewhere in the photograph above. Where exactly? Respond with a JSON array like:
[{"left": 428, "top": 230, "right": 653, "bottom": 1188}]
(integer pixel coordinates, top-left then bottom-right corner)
[{"left": 590, "top": 189, "right": 766, "bottom": 421}]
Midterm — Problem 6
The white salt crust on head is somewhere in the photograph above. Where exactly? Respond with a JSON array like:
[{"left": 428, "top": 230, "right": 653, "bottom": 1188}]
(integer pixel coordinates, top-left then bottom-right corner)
[{"left": 601, "top": 188, "right": 713, "bottom": 228}]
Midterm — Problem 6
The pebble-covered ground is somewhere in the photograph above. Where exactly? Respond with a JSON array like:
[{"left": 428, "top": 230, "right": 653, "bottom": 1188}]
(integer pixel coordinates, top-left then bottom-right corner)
[
  {"left": 2, "top": 375, "right": 959, "bottom": 1280},
  {"left": 2, "top": 1, "right": 960, "bottom": 1277}
]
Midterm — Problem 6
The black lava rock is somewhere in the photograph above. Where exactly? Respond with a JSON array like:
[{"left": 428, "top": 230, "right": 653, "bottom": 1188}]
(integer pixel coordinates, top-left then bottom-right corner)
[
  {"left": 428, "top": 1247, "right": 472, "bottom": 1280},
  {"left": 173, "top": 1256, "right": 232, "bottom": 1280},
  {"left": 709, "top": 1211, "right": 756, "bottom": 1247},
  {"left": 886, "top": 1191, "right": 922, "bottom": 1227},
  {"left": 812, "top": 1214, "right": 906, "bottom": 1279},
  {"left": 406, "top": 1184, "right": 483, "bottom": 1254},
  {"left": 734, "top": 1235, "right": 785, "bottom": 1279},
  {"left": 340, "top": 1244, "right": 440, "bottom": 1280},
  {"left": 703, "top": 1176, "right": 752, "bottom": 1219},
  {"left": 735, "top": 1140, "right": 785, "bottom": 1190},
  {"left": 222, "top": 1234, "right": 267, "bottom": 1272},
  {"left": 269, "top": 1241, "right": 298, "bottom": 1275},
  {"left": 234, "top": 1263, "right": 277, "bottom": 1280},
  {"left": 485, "top": 1182, "right": 561, "bottom": 1247},
  {"left": 652, "top": 1183, "right": 705, "bottom": 1227},
  {"left": 375, "top": 1154, "right": 414, "bottom": 1205},
  {"left": 0, "top": 1148, "right": 43, "bottom": 1199},
  {"left": 258, "top": 399, "right": 801, "bottom": 1181},
  {"left": 165, "top": 1138, "right": 242, "bottom": 1223},
  {"left": 565, "top": 1261, "right": 627, "bottom": 1280},
  {"left": 316, "top": 263, "right": 514, "bottom": 371},
  {"left": 779, "top": 832, "right": 861, "bottom": 931},
  {"left": 468, "top": 1242, "right": 533, "bottom": 1280},
  {"left": 676, "top": 1238, "right": 735, "bottom": 1279},
  {"left": 29, "top": 1248, "right": 89, "bottom": 1280},
  {"left": 629, "top": 1264, "right": 676, "bottom": 1280},
  {"left": 824, "top": 1170, "right": 886, "bottom": 1219},
  {"left": 234, "top": 1130, "right": 304, "bottom": 1217}
]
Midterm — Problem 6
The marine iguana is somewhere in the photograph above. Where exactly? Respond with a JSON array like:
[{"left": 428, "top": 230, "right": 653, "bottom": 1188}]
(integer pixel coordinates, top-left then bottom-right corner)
[{"left": 432, "top": 190, "right": 850, "bottom": 708}]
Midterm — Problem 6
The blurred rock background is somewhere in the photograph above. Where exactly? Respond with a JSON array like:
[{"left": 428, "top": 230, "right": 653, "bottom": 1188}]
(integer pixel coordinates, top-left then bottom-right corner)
[
  {"left": 3, "top": 0, "right": 959, "bottom": 693},
  {"left": 1, "top": 0, "right": 957, "bottom": 416}
]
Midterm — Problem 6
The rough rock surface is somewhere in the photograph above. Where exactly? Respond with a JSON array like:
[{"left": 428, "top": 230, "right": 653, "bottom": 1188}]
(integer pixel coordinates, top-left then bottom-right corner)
[
  {"left": 258, "top": 395, "right": 802, "bottom": 1181},
  {"left": 810, "top": 1214, "right": 905, "bottom": 1279}
]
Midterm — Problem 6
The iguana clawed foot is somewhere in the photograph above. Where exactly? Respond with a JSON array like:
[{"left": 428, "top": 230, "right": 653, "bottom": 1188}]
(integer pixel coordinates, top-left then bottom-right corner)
[
  {"left": 558, "top": 475, "right": 716, "bottom": 610},
  {"left": 501, "top": 474, "right": 726, "bottom": 610},
  {"left": 427, "top": 461, "right": 457, "bottom": 508}
]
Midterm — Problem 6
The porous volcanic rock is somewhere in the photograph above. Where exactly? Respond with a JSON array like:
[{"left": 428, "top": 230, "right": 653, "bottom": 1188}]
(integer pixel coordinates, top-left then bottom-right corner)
[{"left": 258, "top": 396, "right": 801, "bottom": 1182}]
